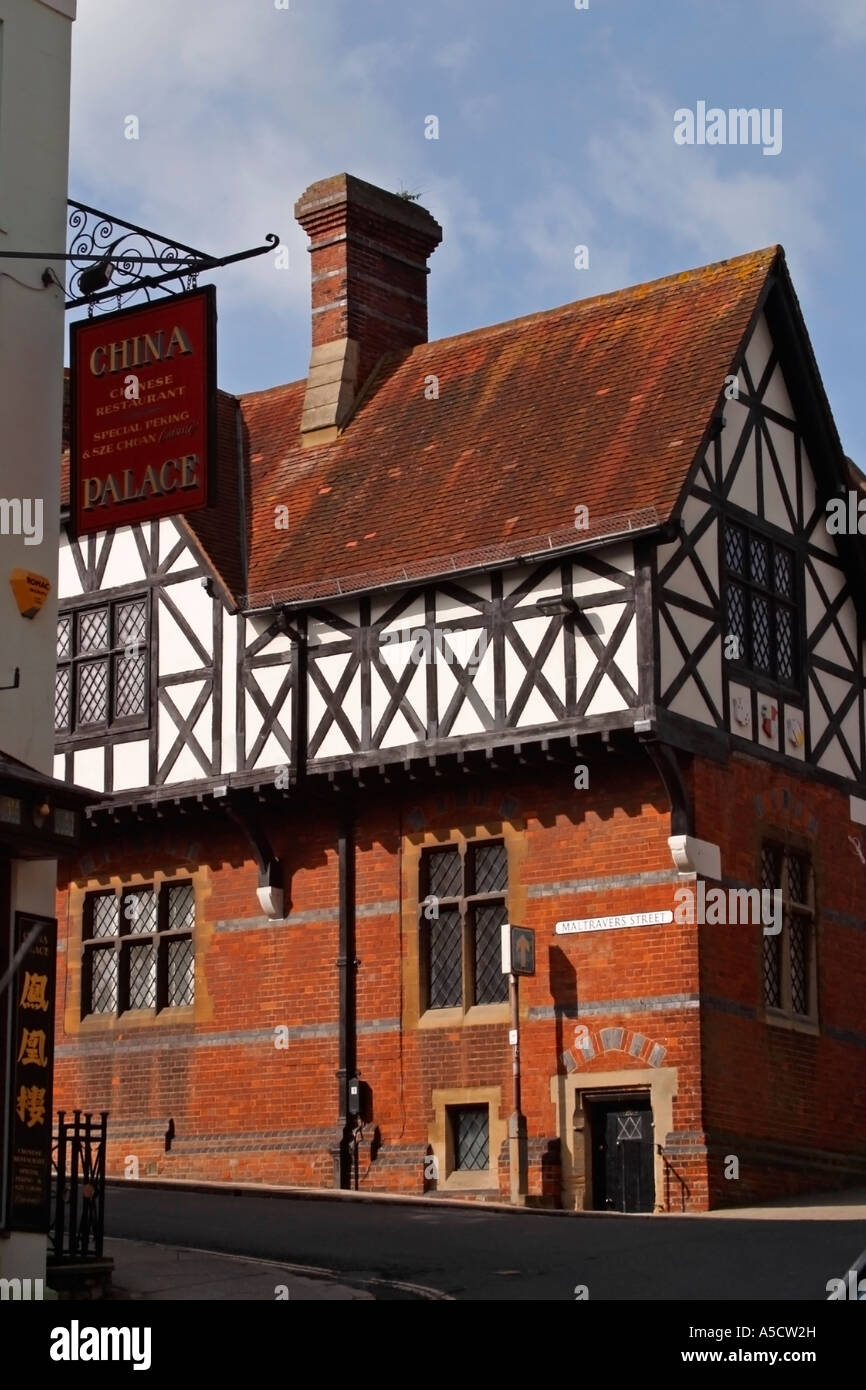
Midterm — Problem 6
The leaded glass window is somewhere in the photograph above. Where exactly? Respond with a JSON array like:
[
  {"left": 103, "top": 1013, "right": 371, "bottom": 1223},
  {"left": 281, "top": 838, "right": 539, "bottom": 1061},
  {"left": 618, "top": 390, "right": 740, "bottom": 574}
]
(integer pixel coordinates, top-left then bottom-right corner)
[
  {"left": 420, "top": 839, "right": 509, "bottom": 1012},
  {"left": 81, "top": 880, "right": 195, "bottom": 1018},
  {"left": 55, "top": 596, "right": 149, "bottom": 736},
  {"left": 760, "top": 843, "right": 816, "bottom": 1021},
  {"left": 450, "top": 1105, "right": 490, "bottom": 1171},
  {"left": 724, "top": 521, "right": 798, "bottom": 688}
]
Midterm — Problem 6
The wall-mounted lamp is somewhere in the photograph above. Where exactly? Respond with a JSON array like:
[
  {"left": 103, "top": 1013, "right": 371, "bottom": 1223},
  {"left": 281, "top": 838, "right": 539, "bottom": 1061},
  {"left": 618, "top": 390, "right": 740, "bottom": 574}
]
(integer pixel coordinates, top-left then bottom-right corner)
[{"left": 535, "top": 596, "right": 580, "bottom": 617}]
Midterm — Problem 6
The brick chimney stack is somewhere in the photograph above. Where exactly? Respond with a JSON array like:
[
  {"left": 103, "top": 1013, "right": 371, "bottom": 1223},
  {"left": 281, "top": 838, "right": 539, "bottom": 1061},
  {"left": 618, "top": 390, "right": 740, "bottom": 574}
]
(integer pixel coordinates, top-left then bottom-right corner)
[{"left": 294, "top": 174, "right": 443, "bottom": 445}]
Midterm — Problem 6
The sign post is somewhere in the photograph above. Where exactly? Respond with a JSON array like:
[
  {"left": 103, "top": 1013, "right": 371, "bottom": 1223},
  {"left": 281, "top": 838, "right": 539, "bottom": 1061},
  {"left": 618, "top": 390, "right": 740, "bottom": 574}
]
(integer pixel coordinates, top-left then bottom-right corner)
[{"left": 501, "top": 924, "right": 535, "bottom": 1204}]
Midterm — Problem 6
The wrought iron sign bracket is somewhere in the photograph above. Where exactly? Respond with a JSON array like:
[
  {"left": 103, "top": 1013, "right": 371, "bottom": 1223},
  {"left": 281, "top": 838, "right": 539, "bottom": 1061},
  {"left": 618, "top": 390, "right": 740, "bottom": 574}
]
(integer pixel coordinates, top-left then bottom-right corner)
[{"left": 0, "top": 198, "right": 279, "bottom": 312}]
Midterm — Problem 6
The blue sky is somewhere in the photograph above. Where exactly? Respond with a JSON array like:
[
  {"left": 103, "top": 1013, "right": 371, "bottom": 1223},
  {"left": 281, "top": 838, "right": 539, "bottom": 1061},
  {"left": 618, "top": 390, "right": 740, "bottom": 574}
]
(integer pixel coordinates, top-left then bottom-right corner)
[{"left": 69, "top": 0, "right": 866, "bottom": 463}]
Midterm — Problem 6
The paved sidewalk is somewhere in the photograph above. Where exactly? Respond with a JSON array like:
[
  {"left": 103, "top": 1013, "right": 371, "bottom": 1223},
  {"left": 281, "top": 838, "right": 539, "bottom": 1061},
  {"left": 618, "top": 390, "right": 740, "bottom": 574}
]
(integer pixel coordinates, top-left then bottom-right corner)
[
  {"left": 106, "top": 1237, "right": 375, "bottom": 1300},
  {"left": 695, "top": 1187, "right": 866, "bottom": 1221}
]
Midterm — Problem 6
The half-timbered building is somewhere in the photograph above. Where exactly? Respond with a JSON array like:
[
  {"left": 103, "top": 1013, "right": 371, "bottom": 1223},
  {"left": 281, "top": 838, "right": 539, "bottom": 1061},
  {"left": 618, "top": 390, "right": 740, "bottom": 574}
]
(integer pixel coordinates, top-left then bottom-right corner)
[{"left": 50, "top": 174, "right": 866, "bottom": 1211}]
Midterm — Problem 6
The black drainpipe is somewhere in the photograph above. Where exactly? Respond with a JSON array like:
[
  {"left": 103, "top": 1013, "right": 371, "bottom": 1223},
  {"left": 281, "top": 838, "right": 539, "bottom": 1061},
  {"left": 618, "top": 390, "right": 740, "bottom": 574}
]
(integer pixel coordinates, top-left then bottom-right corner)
[{"left": 332, "top": 808, "right": 357, "bottom": 1188}]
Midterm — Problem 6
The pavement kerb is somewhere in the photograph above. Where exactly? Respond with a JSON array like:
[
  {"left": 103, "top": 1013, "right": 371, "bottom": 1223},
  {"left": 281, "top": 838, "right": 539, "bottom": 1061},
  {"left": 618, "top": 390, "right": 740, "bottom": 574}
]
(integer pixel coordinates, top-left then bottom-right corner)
[
  {"left": 106, "top": 1175, "right": 619, "bottom": 1218},
  {"left": 107, "top": 1176, "right": 866, "bottom": 1220}
]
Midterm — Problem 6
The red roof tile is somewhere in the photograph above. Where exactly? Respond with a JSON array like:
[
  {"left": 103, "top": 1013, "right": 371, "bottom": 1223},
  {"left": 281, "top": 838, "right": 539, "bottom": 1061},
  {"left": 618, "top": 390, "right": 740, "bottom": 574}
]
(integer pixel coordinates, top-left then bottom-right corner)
[
  {"left": 61, "top": 247, "right": 782, "bottom": 607},
  {"left": 239, "top": 246, "right": 780, "bottom": 606}
]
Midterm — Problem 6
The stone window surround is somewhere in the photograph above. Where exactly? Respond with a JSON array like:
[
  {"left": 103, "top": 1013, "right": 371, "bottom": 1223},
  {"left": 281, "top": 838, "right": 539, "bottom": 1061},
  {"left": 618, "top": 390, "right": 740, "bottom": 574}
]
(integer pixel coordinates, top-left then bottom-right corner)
[
  {"left": 401, "top": 818, "right": 528, "bottom": 1032},
  {"left": 428, "top": 1086, "right": 506, "bottom": 1192},
  {"left": 64, "top": 867, "right": 211, "bottom": 1035}
]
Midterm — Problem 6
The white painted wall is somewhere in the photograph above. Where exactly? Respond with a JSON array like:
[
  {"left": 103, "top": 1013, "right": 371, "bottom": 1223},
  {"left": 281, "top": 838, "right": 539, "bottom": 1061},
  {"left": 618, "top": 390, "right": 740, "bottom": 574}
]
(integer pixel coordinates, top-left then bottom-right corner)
[
  {"left": 0, "top": 0, "right": 74, "bottom": 1284},
  {"left": 0, "top": 0, "right": 73, "bottom": 771}
]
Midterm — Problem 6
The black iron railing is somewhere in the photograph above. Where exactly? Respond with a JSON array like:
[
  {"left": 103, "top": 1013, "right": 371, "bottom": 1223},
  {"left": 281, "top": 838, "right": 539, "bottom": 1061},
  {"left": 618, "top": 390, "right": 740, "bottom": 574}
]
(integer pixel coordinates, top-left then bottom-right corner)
[{"left": 49, "top": 1110, "right": 108, "bottom": 1263}]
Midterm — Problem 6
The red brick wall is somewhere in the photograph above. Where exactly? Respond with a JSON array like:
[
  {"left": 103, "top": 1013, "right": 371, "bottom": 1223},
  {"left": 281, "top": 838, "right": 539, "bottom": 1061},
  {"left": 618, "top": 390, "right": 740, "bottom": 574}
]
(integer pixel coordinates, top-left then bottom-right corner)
[
  {"left": 52, "top": 746, "right": 866, "bottom": 1210},
  {"left": 690, "top": 750, "right": 866, "bottom": 1206}
]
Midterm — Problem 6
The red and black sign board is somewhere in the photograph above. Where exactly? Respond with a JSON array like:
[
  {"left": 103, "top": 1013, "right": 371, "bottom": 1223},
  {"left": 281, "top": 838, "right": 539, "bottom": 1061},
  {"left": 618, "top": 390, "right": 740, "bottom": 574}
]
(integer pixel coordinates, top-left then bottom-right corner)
[
  {"left": 1, "top": 913, "right": 57, "bottom": 1232},
  {"left": 69, "top": 285, "right": 216, "bottom": 535}
]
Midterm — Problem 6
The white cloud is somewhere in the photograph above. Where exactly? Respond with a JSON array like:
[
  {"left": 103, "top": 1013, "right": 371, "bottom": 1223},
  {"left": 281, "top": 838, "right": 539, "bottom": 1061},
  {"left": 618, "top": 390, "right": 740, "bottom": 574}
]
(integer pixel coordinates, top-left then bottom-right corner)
[
  {"left": 510, "top": 172, "right": 633, "bottom": 302},
  {"left": 432, "top": 37, "right": 476, "bottom": 73},
  {"left": 806, "top": 0, "right": 866, "bottom": 43},
  {"left": 586, "top": 88, "right": 827, "bottom": 283},
  {"left": 67, "top": 0, "right": 492, "bottom": 332}
]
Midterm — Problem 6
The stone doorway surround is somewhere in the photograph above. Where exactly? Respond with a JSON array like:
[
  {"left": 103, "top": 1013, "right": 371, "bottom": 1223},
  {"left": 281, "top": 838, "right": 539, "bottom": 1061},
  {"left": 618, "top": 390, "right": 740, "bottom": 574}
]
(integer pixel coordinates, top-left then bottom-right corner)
[{"left": 550, "top": 1066, "right": 677, "bottom": 1213}]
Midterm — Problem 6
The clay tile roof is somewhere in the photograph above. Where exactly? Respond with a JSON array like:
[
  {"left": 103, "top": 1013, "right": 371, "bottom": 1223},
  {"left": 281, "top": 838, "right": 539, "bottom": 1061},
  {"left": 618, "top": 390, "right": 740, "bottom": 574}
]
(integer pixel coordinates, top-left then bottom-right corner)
[
  {"left": 60, "top": 246, "right": 782, "bottom": 608},
  {"left": 239, "top": 245, "right": 781, "bottom": 607}
]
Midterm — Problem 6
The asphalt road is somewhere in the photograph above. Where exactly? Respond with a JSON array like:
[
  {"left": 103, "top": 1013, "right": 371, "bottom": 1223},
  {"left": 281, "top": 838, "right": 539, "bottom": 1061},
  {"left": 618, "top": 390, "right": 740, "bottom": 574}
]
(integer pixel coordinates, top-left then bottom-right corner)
[{"left": 105, "top": 1185, "right": 866, "bottom": 1301}]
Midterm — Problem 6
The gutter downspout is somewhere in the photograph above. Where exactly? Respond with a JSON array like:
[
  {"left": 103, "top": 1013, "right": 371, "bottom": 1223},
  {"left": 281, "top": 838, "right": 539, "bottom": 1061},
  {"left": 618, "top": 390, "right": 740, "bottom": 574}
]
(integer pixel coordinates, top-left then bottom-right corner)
[{"left": 332, "top": 809, "right": 356, "bottom": 1189}]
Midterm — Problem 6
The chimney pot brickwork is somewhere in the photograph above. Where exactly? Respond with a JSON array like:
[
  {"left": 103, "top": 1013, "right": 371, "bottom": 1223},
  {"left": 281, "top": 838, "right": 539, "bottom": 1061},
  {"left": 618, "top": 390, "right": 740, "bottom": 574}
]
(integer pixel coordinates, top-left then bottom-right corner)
[{"left": 294, "top": 174, "right": 443, "bottom": 441}]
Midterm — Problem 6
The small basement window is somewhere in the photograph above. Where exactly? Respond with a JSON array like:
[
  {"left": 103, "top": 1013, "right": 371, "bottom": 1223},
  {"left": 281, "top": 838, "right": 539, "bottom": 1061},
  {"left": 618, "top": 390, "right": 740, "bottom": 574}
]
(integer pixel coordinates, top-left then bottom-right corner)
[{"left": 448, "top": 1104, "right": 490, "bottom": 1173}]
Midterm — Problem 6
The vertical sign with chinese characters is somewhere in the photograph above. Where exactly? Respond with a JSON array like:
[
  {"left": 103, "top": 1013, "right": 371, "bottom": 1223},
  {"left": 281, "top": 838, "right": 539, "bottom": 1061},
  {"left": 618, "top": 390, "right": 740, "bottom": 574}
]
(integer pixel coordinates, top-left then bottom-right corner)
[{"left": 3, "top": 914, "right": 57, "bottom": 1231}]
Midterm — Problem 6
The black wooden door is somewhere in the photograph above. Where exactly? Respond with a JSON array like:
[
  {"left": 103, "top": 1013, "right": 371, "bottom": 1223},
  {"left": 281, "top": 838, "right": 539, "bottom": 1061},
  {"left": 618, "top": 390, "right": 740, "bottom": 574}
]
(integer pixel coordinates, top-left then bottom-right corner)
[{"left": 592, "top": 1099, "right": 654, "bottom": 1213}]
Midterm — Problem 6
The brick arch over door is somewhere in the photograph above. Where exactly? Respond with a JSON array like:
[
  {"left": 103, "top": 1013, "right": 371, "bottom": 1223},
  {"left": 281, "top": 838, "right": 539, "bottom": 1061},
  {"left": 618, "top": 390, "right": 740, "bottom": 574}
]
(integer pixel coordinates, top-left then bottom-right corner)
[{"left": 564, "top": 1024, "right": 667, "bottom": 1072}]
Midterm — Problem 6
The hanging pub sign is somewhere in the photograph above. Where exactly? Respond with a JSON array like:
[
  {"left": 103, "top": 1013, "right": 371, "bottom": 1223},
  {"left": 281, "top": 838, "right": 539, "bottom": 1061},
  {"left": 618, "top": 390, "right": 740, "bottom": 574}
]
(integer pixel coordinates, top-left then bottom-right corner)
[
  {"left": 69, "top": 284, "right": 216, "bottom": 535},
  {"left": 1, "top": 913, "right": 57, "bottom": 1233}
]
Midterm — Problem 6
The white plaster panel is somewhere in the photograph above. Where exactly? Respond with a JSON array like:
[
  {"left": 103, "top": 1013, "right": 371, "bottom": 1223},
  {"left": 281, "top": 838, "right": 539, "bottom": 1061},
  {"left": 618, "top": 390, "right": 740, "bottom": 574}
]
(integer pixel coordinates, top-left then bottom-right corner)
[
  {"left": 539, "top": 628, "right": 568, "bottom": 702},
  {"left": 370, "top": 656, "right": 426, "bottom": 740},
  {"left": 438, "top": 661, "right": 487, "bottom": 737},
  {"left": 377, "top": 707, "right": 421, "bottom": 750},
  {"left": 692, "top": 518, "right": 719, "bottom": 596},
  {"left": 669, "top": 677, "right": 714, "bottom": 725},
  {"left": 309, "top": 661, "right": 361, "bottom": 757},
  {"left": 158, "top": 518, "right": 184, "bottom": 565},
  {"left": 221, "top": 612, "right": 238, "bottom": 774},
  {"left": 696, "top": 644, "right": 722, "bottom": 716},
  {"left": 253, "top": 735, "right": 290, "bottom": 772},
  {"left": 585, "top": 672, "right": 627, "bottom": 716},
  {"left": 308, "top": 602, "right": 360, "bottom": 645},
  {"left": 58, "top": 536, "right": 81, "bottom": 598},
  {"left": 744, "top": 312, "right": 775, "bottom": 388},
  {"left": 159, "top": 595, "right": 208, "bottom": 675},
  {"left": 73, "top": 746, "right": 104, "bottom": 792},
  {"left": 817, "top": 736, "right": 851, "bottom": 779},
  {"left": 596, "top": 541, "right": 635, "bottom": 578},
  {"left": 505, "top": 568, "right": 564, "bottom": 608},
  {"left": 252, "top": 663, "right": 292, "bottom": 704},
  {"left": 841, "top": 702, "right": 860, "bottom": 774},
  {"left": 434, "top": 579, "right": 490, "bottom": 621},
  {"left": 813, "top": 623, "right": 852, "bottom": 670},
  {"left": 164, "top": 744, "right": 204, "bottom": 784},
  {"left": 760, "top": 433, "right": 791, "bottom": 532},
  {"left": 515, "top": 683, "right": 562, "bottom": 728},
  {"left": 100, "top": 526, "right": 146, "bottom": 590},
  {"left": 245, "top": 691, "right": 263, "bottom": 749},
  {"left": 112, "top": 739, "right": 150, "bottom": 791},
  {"left": 727, "top": 419, "right": 759, "bottom": 515},
  {"left": 761, "top": 363, "right": 795, "bottom": 420},
  {"left": 377, "top": 593, "right": 425, "bottom": 631}
]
